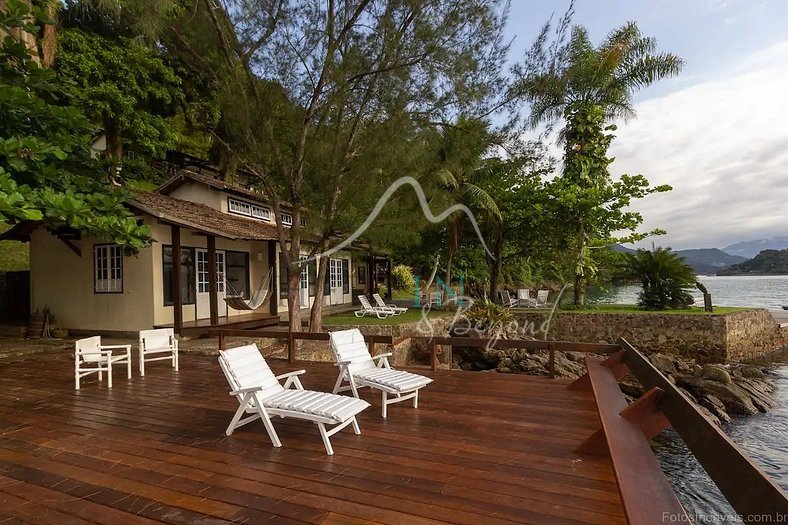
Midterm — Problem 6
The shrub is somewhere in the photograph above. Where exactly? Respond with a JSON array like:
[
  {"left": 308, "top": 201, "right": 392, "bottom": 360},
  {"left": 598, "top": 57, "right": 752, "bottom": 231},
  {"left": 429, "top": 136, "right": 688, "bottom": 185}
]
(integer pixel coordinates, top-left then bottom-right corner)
[
  {"left": 391, "top": 264, "right": 416, "bottom": 290},
  {"left": 621, "top": 247, "right": 696, "bottom": 310}
]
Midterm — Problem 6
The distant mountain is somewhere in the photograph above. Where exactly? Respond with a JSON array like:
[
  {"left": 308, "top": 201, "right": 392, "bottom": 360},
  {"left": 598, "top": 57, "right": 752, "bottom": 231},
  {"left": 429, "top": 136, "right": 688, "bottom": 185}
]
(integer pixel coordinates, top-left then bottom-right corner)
[
  {"left": 718, "top": 249, "right": 788, "bottom": 275},
  {"left": 674, "top": 248, "right": 747, "bottom": 275},
  {"left": 722, "top": 237, "right": 788, "bottom": 259},
  {"left": 611, "top": 244, "right": 636, "bottom": 254}
]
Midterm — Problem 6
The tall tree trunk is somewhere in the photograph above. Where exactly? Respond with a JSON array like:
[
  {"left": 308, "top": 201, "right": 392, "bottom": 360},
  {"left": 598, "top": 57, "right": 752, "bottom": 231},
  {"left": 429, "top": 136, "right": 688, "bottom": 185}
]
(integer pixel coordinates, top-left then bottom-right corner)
[
  {"left": 488, "top": 230, "right": 502, "bottom": 300},
  {"left": 286, "top": 263, "right": 301, "bottom": 332},
  {"left": 573, "top": 272, "right": 586, "bottom": 306},
  {"left": 104, "top": 118, "right": 123, "bottom": 160},
  {"left": 309, "top": 253, "right": 329, "bottom": 332}
]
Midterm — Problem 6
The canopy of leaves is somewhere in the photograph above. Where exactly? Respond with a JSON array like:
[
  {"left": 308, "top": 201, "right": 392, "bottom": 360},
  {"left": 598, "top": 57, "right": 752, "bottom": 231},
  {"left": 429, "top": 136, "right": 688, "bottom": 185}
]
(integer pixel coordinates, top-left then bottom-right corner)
[{"left": 0, "top": 0, "right": 149, "bottom": 251}]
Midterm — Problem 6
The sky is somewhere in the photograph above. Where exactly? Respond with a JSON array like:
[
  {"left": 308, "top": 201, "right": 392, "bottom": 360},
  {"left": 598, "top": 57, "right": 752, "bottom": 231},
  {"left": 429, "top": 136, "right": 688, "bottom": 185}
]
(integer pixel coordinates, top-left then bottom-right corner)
[{"left": 503, "top": 0, "right": 788, "bottom": 250}]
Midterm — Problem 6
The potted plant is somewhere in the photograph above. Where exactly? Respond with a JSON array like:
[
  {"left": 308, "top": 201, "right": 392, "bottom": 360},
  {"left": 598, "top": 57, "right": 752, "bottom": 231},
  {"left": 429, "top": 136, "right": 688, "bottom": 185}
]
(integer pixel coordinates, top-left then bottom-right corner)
[{"left": 49, "top": 313, "right": 68, "bottom": 338}]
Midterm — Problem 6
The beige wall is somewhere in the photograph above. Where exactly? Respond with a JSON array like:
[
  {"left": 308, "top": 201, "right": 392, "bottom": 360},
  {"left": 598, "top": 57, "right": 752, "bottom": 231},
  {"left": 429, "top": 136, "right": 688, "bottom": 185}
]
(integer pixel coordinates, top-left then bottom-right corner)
[
  {"left": 148, "top": 220, "right": 272, "bottom": 326},
  {"left": 29, "top": 228, "right": 154, "bottom": 332},
  {"left": 169, "top": 182, "right": 225, "bottom": 211}
]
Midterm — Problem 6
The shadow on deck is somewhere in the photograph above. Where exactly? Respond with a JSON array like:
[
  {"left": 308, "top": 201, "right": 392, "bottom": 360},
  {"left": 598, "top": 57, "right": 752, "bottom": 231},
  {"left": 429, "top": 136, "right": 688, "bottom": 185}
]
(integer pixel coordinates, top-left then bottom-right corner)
[{"left": 0, "top": 351, "right": 626, "bottom": 524}]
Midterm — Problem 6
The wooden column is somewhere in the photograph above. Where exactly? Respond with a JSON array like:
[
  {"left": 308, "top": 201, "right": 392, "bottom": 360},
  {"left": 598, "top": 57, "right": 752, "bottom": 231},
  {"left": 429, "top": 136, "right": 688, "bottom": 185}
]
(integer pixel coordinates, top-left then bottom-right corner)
[
  {"left": 268, "top": 241, "right": 278, "bottom": 316},
  {"left": 207, "top": 235, "right": 219, "bottom": 326},
  {"left": 367, "top": 253, "right": 374, "bottom": 300},
  {"left": 171, "top": 225, "right": 183, "bottom": 336},
  {"left": 385, "top": 258, "right": 392, "bottom": 300}
]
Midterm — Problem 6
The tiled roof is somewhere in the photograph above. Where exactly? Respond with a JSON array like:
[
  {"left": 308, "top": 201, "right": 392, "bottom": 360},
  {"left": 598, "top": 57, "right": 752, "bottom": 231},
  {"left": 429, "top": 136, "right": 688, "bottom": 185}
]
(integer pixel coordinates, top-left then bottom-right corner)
[
  {"left": 129, "top": 192, "right": 281, "bottom": 241},
  {"left": 157, "top": 169, "right": 268, "bottom": 202}
]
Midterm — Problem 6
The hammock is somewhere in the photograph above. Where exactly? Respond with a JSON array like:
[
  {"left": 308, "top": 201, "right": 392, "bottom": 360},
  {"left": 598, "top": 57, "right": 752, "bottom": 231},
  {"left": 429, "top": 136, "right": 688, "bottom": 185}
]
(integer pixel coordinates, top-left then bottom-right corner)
[{"left": 224, "top": 267, "right": 273, "bottom": 311}]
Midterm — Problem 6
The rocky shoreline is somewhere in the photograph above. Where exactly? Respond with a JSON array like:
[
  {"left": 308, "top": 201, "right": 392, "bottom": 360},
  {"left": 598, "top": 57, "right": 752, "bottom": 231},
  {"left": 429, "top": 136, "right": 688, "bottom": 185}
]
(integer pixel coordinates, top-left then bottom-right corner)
[{"left": 450, "top": 345, "right": 774, "bottom": 425}]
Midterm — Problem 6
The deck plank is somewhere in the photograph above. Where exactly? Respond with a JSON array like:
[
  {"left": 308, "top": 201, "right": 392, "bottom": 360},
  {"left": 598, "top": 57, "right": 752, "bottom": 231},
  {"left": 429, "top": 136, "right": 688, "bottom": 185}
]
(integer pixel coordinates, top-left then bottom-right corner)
[{"left": 0, "top": 350, "right": 626, "bottom": 524}]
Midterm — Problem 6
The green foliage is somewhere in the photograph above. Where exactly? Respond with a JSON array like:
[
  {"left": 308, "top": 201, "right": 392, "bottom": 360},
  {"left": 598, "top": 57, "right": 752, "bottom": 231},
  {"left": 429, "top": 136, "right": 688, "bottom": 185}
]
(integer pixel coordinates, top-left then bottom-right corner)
[
  {"left": 0, "top": 0, "right": 149, "bottom": 251},
  {"left": 391, "top": 264, "right": 415, "bottom": 291},
  {"left": 621, "top": 247, "right": 696, "bottom": 310},
  {"left": 462, "top": 297, "right": 514, "bottom": 327},
  {"left": 55, "top": 25, "right": 182, "bottom": 159}
]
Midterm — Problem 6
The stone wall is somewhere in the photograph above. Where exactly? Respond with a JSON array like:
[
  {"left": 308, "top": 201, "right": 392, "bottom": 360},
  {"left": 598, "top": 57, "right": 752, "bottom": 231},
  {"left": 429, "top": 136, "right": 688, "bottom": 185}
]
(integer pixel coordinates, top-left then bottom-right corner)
[{"left": 511, "top": 309, "right": 787, "bottom": 363}]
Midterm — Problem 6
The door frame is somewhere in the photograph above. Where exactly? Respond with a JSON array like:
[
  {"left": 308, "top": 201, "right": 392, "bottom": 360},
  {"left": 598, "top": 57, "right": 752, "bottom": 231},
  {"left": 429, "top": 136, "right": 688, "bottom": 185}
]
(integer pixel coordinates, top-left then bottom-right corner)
[{"left": 196, "top": 248, "right": 227, "bottom": 320}]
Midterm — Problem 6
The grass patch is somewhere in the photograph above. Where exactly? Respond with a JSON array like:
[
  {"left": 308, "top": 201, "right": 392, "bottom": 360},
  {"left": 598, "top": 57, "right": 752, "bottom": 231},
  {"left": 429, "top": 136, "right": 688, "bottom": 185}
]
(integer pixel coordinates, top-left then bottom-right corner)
[
  {"left": 557, "top": 304, "right": 748, "bottom": 315},
  {"left": 0, "top": 225, "right": 29, "bottom": 272},
  {"left": 324, "top": 308, "right": 453, "bottom": 325},
  {"left": 391, "top": 288, "right": 416, "bottom": 301}
]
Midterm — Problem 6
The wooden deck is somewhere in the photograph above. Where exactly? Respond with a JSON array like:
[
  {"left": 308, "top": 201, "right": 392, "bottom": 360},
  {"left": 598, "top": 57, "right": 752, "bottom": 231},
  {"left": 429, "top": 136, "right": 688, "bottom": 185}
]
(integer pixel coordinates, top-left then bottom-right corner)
[
  {"left": 155, "top": 312, "right": 279, "bottom": 337},
  {"left": 0, "top": 351, "right": 627, "bottom": 524}
]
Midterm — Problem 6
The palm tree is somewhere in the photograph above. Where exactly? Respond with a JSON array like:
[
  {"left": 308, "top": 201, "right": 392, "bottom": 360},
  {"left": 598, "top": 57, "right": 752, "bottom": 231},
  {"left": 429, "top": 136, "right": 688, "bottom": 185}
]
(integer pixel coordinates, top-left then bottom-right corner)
[
  {"left": 517, "top": 22, "right": 683, "bottom": 304},
  {"left": 434, "top": 120, "right": 501, "bottom": 291},
  {"left": 520, "top": 21, "right": 684, "bottom": 128},
  {"left": 621, "top": 247, "right": 696, "bottom": 310}
]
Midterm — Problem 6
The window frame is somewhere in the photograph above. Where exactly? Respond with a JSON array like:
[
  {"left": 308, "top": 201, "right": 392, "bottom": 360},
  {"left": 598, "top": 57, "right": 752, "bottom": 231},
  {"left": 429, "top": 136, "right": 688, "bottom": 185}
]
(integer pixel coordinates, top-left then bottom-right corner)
[
  {"left": 162, "top": 245, "right": 196, "bottom": 306},
  {"left": 225, "top": 250, "right": 250, "bottom": 300},
  {"left": 227, "top": 197, "right": 271, "bottom": 222},
  {"left": 93, "top": 244, "right": 123, "bottom": 294},
  {"left": 281, "top": 212, "right": 293, "bottom": 226}
]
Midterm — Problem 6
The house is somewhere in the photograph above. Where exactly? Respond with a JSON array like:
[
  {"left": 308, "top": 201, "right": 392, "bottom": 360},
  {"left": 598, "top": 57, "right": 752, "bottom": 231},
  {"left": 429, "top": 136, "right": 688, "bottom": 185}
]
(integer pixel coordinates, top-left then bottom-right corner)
[{"left": 1, "top": 159, "right": 392, "bottom": 336}]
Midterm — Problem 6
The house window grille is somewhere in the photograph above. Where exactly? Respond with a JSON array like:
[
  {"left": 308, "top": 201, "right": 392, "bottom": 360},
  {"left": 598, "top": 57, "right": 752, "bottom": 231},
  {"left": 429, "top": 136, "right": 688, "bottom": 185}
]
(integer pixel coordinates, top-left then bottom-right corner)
[{"left": 94, "top": 245, "right": 123, "bottom": 293}]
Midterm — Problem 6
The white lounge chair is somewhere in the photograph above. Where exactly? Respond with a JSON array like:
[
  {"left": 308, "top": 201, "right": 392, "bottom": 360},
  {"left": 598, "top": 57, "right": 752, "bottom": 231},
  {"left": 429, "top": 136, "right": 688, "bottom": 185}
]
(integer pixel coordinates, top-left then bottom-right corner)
[
  {"left": 536, "top": 289, "right": 553, "bottom": 308},
  {"left": 74, "top": 336, "right": 132, "bottom": 390},
  {"left": 428, "top": 291, "right": 442, "bottom": 308},
  {"left": 218, "top": 344, "right": 369, "bottom": 455},
  {"left": 372, "top": 293, "right": 408, "bottom": 315},
  {"left": 356, "top": 295, "right": 393, "bottom": 318},
  {"left": 139, "top": 328, "right": 179, "bottom": 376},
  {"left": 499, "top": 290, "right": 518, "bottom": 307},
  {"left": 329, "top": 329, "right": 433, "bottom": 418},
  {"left": 517, "top": 289, "right": 536, "bottom": 307}
]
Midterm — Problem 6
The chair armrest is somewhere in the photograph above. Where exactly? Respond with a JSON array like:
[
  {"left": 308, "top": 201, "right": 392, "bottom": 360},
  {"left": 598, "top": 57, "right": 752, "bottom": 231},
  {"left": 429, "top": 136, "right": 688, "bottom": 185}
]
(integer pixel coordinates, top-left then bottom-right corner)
[
  {"left": 372, "top": 352, "right": 393, "bottom": 361},
  {"left": 335, "top": 360, "right": 353, "bottom": 367},
  {"left": 275, "top": 369, "right": 306, "bottom": 381},
  {"left": 230, "top": 386, "right": 263, "bottom": 395},
  {"left": 100, "top": 344, "right": 132, "bottom": 350}
]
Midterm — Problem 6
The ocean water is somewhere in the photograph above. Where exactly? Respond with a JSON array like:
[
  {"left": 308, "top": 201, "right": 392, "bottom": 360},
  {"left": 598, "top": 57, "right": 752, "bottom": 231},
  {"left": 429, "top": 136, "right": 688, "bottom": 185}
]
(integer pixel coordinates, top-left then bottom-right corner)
[
  {"left": 582, "top": 275, "right": 788, "bottom": 520},
  {"left": 585, "top": 274, "right": 788, "bottom": 310}
]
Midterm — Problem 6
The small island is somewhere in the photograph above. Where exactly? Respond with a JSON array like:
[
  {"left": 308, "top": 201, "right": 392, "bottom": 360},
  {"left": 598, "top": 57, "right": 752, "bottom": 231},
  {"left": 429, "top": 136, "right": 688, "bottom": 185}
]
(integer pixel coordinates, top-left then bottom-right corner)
[{"left": 717, "top": 249, "right": 788, "bottom": 275}]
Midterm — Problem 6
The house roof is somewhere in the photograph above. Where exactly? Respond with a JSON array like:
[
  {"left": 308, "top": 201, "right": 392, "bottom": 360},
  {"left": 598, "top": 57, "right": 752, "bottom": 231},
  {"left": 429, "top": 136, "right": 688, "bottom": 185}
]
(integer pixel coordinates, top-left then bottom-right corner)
[
  {"left": 129, "top": 192, "right": 281, "bottom": 241},
  {"left": 156, "top": 169, "right": 268, "bottom": 203}
]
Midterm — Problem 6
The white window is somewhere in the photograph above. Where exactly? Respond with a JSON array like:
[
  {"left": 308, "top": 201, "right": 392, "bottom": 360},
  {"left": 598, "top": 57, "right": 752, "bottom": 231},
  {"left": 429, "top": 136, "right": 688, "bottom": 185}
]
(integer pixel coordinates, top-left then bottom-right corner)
[
  {"left": 330, "top": 259, "right": 343, "bottom": 289},
  {"left": 300, "top": 257, "right": 308, "bottom": 289},
  {"left": 197, "top": 251, "right": 225, "bottom": 293},
  {"left": 94, "top": 245, "right": 123, "bottom": 293},
  {"left": 281, "top": 212, "right": 293, "bottom": 226},
  {"left": 228, "top": 198, "right": 252, "bottom": 217},
  {"left": 250, "top": 204, "right": 270, "bottom": 221},
  {"left": 299, "top": 217, "right": 306, "bottom": 227}
]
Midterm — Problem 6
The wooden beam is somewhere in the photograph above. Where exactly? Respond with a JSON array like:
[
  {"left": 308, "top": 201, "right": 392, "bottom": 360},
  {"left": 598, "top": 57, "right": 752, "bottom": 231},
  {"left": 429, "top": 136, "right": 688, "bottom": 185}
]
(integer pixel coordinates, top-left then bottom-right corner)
[
  {"left": 58, "top": 237, "right": 81, "bottom": 257},
  {"left": 268, "top": 241, "right": 278, "bottom": 316},
  {"left": 367, "top": 252, "right": 374, "bottom": 300},
  {"left": 568, "top": 349, "right": 628, "bottom": 391},
  {"left": 385, "top": 258, "right": 392, "bottom": 300},
  {"left": 207, "top": 235, "right": 219, "bottom": 326},
  {"left": 171, "top": 225, "right": 183, "bottom": 337}
]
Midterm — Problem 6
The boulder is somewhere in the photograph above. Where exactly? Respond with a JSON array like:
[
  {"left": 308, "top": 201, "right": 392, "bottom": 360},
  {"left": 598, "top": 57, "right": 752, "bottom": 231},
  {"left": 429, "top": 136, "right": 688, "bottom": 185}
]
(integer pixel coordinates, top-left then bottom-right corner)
[
  {"left": 692, "top": 364, "right": 703, "bottom": 377},
  {"left": 701, "top": 364, "right": 732, "bottom": 384},
  {"left": 740, "top": 366, "right": 765, "bottom": 379},
  {"left": 649, "top": 353, "right": 677, "bottom": 375},
  {"left": 675, "top": 376, "right": 761, "bottom": 416},
  {"left": 699, "top": 395, "right": 731, "bottom": 424}
]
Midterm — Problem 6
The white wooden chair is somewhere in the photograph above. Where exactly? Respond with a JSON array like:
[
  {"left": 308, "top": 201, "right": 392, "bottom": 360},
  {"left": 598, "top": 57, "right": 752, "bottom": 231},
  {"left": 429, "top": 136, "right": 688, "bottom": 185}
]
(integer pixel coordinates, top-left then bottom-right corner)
[
  {"left": 428, "top": 291, "right": 442, "bottom": 308},
  {"left": 218, "top": 344, "right": 370, "bottom": 455},
  {"left": 329, "top": 329, "right": 433, "bottom": 418},
  {"left": 74, "top": 336, "right": 132, "bottom": 390},
  {"left": 517, "top": 289, "right": 536, "bottom": 307},
  {"left": 536, "top": 289, "right": 553, "bottom": 308},
  {"left": 372, "top": 293, "right": 407, "bottom": 315},
  {"left": 139, "top": 328, "right": 179, "bottom": 376},
  {"left": 499, "top": 290, "right": 517, "bottom": 307},
  {"left": 355, "top": 295, "right": 393, "bottom": 318}
]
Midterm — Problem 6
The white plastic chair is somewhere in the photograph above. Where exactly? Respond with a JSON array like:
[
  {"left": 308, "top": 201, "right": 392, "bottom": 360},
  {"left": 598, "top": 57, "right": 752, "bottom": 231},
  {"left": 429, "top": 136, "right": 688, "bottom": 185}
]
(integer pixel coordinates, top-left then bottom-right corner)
[
  {"left": 517, "top": 289, "right": 536, "bottom": 307},
  {"left": 74, "top": 336, "right": 132, "bottom": 390},
  {"left": 372, "top": 293, "right": 407, "bottom": 315},
  {"left": 139, "top": 328, "right": 179, "bottom": 376},
  {"left": 329, "top": 329, "right": 433, "bottom": 418},
  {"left": 356, "top": 295, "right": 393, "bottom": 318},
  {"left": 218, "top": 344, "right": 370, "bottom": 455}
]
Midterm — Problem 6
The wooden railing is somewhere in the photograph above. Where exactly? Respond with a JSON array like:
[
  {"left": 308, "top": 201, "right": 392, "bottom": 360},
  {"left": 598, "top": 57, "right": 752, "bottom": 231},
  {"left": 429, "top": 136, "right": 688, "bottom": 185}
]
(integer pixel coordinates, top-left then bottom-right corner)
[
  {"left": 407, "top": 336, "right": 620, "bottom": 376},
  {"left": 208, "top": 328, "right": 393, "bottom": 363}
]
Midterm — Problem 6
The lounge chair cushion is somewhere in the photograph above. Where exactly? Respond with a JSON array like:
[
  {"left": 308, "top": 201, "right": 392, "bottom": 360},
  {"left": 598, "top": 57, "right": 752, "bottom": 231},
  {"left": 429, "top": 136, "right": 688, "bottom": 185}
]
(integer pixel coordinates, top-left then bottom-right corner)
[
  {"left": 353, "top": 367, "right": 433, "bottom": 393},
  {"left": 263, "top": 389, "right": 370, "bottom": 423}
]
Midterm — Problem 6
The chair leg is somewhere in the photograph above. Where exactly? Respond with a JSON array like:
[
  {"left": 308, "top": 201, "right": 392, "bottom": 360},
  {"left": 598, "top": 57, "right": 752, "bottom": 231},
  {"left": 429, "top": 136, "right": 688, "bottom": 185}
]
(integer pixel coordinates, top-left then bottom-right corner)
[
  {"left": 75, "top": 372, "right": 80, "bottom": 390},
  {"left": 381, "top": 390, "right": 387, "bottom": 419},
  {"left": 107, "top": 362, "right": 112, "bottom": 389},
  {"left": 317, "top": 423, "right": 334, "bottom": 455},
  {"left": 257, "top": 407, "right": 282, "bottom": 449},
  {"left": 332, "top": 370, "right": 345, "bottom": 394},
  {"left": 174, "top": 349, "right": 179, "bottom": 371},
  {"left": 226, "top": 394, "right": 252, "bottom": 436},
  {"left": 140, "top": 351, "right": 145, "bottom": 377},
  {"left": 413, "top": 389, "right": 419, "bottom": 408},
  {"left": 351, "top": 416, "right": 361, "bottom": 435},
  {"left": 127, "top": 354, "right": 132, "bottom": 380},
  {"left": 98, "top": 370, "right": 102, "bottom": 382}
]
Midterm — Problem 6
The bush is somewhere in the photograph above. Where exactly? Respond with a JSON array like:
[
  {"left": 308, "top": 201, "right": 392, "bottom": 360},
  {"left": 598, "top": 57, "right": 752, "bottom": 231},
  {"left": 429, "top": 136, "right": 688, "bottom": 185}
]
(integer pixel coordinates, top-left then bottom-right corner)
[
  {"left": 391, "top": 264, "right": 416, "bottom": 290},
  {"left": 621, "top": 247, "right": 696, "bottom": 310}
]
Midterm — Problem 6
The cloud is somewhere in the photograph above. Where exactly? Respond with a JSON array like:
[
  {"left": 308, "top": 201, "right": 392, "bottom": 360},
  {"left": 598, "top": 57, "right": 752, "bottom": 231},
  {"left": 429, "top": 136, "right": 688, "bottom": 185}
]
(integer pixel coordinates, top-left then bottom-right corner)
[{"left": 610, "top": 41, "right": 788, "bottom": 250}]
